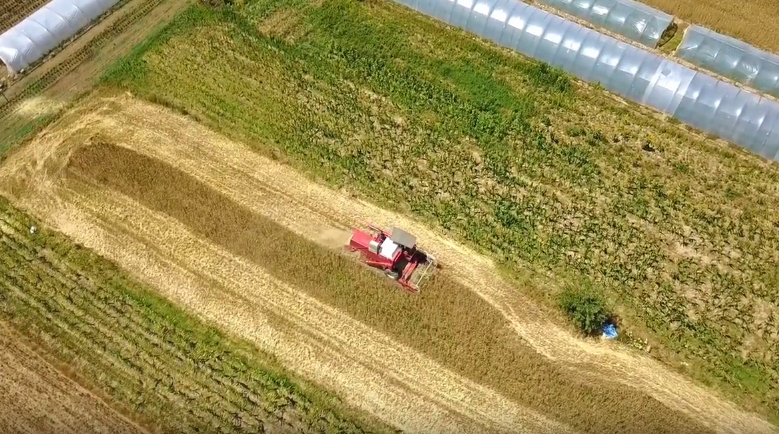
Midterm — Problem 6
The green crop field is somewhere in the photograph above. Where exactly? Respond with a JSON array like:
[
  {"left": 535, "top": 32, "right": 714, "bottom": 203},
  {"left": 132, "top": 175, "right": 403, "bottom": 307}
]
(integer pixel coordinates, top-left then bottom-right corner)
[
  {"left": 0, "top": 195, "right": 393, "bottom": 434},
  {"left": 99, "top": 0, "right": 779, "bottom": 423}
]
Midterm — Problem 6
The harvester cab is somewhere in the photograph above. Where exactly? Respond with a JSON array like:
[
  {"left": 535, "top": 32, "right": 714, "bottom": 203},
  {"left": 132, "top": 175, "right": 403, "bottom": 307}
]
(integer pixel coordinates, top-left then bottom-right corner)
[{"left": 347, "top": 224, "right": 437, "bottom": 294}]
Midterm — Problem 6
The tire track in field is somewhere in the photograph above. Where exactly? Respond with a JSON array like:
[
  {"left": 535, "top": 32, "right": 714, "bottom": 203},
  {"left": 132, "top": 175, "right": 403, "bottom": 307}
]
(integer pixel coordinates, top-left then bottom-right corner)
[
  {"left": 0, "top": 98, "right": 575, "bottom": 434},
  {"left": 101, "top": 94, "right": 779, "bottom": 434}
]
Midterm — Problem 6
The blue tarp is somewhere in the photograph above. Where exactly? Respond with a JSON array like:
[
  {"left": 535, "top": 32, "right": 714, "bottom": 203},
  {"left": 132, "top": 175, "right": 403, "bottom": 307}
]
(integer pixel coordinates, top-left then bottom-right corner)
[{"left": 602, "top": 323, "right": 618, "bottom": 339}]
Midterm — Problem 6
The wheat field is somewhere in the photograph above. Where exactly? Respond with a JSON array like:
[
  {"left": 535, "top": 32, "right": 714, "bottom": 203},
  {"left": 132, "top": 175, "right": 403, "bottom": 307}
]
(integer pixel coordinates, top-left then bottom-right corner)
[{"left": 66, "top": 137, "right": 716, "bottom": 434}]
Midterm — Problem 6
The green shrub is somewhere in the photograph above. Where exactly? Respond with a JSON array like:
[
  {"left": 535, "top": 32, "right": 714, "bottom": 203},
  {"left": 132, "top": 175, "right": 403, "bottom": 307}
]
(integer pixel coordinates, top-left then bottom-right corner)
[{"left": 559, "top": 283, "right": 611, "bottom": 336}]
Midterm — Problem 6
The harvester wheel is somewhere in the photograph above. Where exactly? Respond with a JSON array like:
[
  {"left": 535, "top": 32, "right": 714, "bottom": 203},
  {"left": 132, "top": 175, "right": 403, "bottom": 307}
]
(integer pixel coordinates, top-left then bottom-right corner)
[{"left": 385, "top": 270, "right": 400, "bottom": 280}]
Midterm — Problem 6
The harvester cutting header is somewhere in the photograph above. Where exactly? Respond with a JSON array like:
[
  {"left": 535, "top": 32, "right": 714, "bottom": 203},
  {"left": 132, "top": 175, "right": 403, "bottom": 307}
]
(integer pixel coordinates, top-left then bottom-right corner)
[{"left": 346, "top": 225, "right": 437, "bottom": 294}]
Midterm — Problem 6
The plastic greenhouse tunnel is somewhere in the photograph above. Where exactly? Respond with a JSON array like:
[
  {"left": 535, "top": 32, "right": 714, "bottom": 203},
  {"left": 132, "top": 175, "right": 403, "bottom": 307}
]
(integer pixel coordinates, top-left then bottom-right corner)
[
  {"left": 394, "top": 0, "right": 779, "bottom": 161},
  {"left": 0, "top": 0, "right": 121, "bottom": 75},
  {"left": 534, "top": 0, "right": 674, "bottom": 48}
]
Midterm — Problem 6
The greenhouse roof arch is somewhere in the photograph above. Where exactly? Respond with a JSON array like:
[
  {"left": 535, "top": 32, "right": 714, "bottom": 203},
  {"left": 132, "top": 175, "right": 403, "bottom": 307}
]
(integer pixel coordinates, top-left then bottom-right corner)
[
  {"left": 533, "top": 0, "right": 674, "bottom": 48},
  {"left": 678, "top": 25, "right": 779, "bottom": 99},
  {"left": 0, "top": 0, "right": 121, "bottom": 75},
  {"left": 395, "top": 0, "right": 779, "bottom": 162}
]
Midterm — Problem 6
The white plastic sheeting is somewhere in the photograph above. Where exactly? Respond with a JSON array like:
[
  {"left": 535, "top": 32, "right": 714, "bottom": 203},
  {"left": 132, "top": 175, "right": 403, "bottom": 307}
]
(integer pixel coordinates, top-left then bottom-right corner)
[
  {"left": 395, "top": 0, "right": 779, "bottom": 161},
  {"left": 0, "top": 0, "right": 121, "bottom": 74},
  {"left": 677, "top": 25, "right": 779, "bottom": 99},
  {"left": 535, "top": 0, "right": 673, "bottom": 48}
]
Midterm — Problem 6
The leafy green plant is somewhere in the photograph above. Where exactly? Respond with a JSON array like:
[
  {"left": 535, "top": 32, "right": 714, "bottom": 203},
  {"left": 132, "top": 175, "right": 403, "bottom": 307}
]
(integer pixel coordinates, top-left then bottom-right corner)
[{"left": 559, "top": 283, "right": 611, "bottom": 336}]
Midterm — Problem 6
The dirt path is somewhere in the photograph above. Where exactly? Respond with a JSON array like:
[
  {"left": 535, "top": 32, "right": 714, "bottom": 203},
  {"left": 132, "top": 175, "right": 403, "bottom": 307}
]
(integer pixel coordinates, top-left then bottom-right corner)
[
  {"left": 0, "top": 95, "right": 575, "bottom": 434},
  {"left": 1, "top": 93, "right": 777, "bottom": 434},
  {"left": 0, "top": 322, "right": 148, "bottom": 434}
]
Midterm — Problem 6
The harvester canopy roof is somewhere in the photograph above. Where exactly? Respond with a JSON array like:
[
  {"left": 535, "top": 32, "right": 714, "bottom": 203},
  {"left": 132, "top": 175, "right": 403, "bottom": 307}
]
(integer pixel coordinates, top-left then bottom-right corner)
[
  {"left": 379, "top": 238, "right": 400, "bottom": 259},
  {"left": 390, "top": 227, "right": 416, "bottom": 248}
]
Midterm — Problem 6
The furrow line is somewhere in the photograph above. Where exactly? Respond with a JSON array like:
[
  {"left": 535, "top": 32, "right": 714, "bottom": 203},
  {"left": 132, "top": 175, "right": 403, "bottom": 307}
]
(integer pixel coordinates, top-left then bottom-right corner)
[{"left": 0, "top": 224, "right": 268, "bottom": 429}]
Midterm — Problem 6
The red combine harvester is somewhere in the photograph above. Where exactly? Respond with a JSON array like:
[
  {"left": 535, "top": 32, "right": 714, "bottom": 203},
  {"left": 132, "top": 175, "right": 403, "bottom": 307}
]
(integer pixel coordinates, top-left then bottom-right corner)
[{"left": 346, "top": 225, "right": 437, "bottom": 294}]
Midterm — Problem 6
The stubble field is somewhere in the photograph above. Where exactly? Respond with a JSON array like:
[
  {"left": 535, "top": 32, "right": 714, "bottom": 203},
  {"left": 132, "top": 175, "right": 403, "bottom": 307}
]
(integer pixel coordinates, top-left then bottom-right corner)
[{"left": 95, "top": 0, "right": 779, "bottom": 424}]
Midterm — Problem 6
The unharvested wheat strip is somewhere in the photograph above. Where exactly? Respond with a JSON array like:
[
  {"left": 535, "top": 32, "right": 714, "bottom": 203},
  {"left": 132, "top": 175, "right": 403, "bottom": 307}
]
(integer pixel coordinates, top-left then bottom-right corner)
[
  {"left": 204, "top": 157, "right": 776, "bottom": 434},
  {"left": 70, "top": 182, "right": 577, "bottom": 434},
  {"left": 61, "top": 181, "right": 578, "bottom": 434},
  {"left": 106, "top": 95, "right": 779, "bottom": 434},
  {"left": 48, "top": 199, "right": 496, "bottom": 434},
  {"left": 118, "top": 107, "right": 605, "bottom": 362}
]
